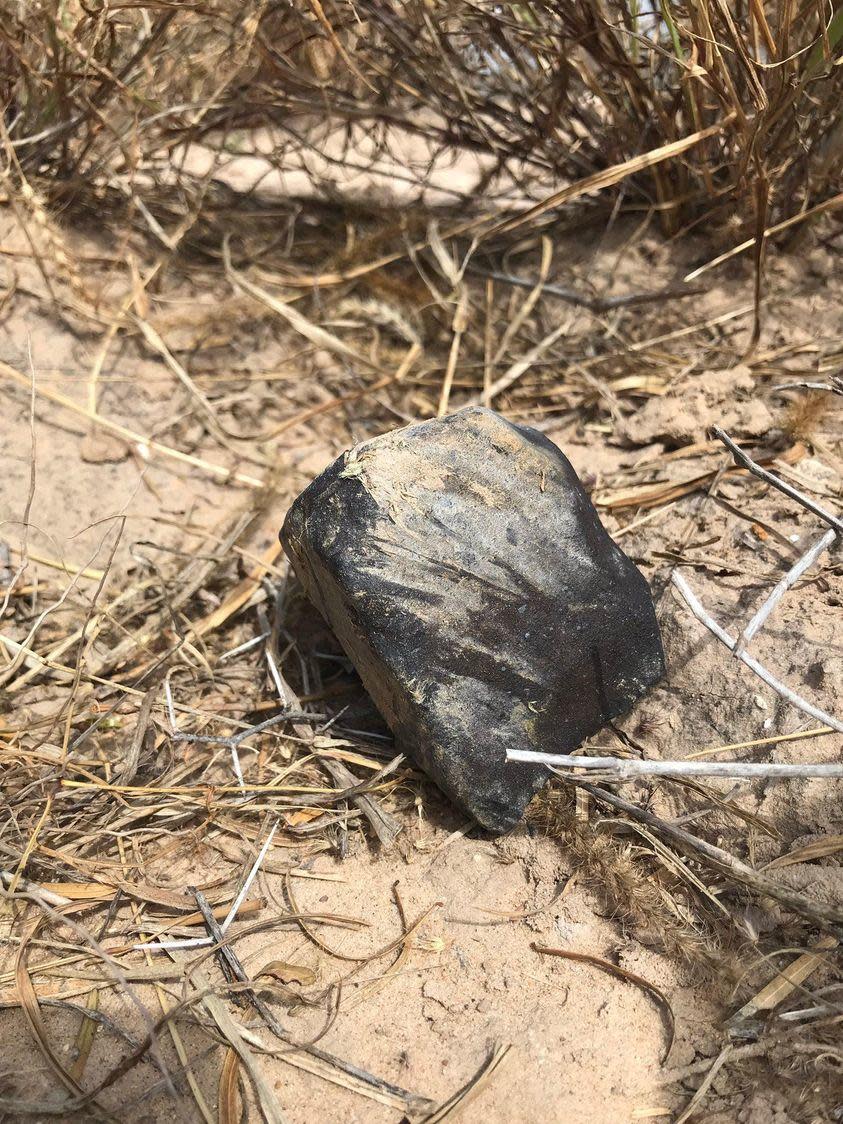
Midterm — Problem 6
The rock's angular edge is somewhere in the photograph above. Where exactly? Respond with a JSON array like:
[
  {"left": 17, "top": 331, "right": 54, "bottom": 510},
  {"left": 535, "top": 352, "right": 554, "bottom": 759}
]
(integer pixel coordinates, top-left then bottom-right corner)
[{"left": 281, "top": 407, "right": 665, "bottom": 832}]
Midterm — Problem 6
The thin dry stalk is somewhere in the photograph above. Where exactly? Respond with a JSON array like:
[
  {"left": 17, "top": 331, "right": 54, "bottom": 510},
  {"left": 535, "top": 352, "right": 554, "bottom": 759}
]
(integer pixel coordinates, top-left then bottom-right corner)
[
  {"left": 671, "top": 570, "right": 843, "bottom": 734},
  {"left": 508, "top": 751, "right": 843, "bottom": 780}
]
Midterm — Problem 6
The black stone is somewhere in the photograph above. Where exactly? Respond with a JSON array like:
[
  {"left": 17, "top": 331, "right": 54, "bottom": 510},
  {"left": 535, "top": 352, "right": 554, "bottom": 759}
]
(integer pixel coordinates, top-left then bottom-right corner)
[{"left": 281, "top": 407, "right": 665, "bottom": 833}]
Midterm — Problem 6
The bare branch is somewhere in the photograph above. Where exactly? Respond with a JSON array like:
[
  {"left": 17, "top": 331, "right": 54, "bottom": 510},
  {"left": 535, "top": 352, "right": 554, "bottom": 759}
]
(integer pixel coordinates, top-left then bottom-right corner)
[
  {"left": 734, "top": 527, "right": 837, "bottom": 657},
  {"left": 505, "top": 749, "right": 843, "bottom": 779},
  {"left": 712, "top": 427, "right": 843, "bottom": 537},
  {"left": 670, "top": 570, "right": 843, "bottom": 734},
  {"left": 773, "top": 380, "right": 843, "bottom": 395}
]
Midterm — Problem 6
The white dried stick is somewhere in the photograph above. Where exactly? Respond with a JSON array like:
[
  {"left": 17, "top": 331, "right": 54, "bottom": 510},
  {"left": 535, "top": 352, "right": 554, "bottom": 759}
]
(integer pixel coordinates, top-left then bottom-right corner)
[
  {"left": 506, "top": 750, "right": 843, "bottom": 778},
  {"left": 713, "top": 427, "right": 843, "bottom": 537},
  {"left": 671, "top": 570, "right": 843, "bottom": 734},
  {"left": 734, "top": 527, "right": 837, "bottom": 657}
]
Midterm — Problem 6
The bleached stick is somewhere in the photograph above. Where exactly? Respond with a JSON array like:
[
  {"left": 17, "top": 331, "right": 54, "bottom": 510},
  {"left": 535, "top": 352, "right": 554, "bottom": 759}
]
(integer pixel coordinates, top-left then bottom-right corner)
[
  {"left": 1, "top": 870, "right": 72, "bottom": 906},
  {"left": 219, "top": 820, "right": 278, "bottom": 934},
  {"left": 734, "top": 527, "right": 837, "bottom": 657},
  {"left": 671, "top": 570, "right": 843, "bottom": 733},
  {"left": 506, "top": 749, "right": 843, "bottom": 779},
  {"left": 712, "top": 427, "right": 843, "bottom": 537},
  {"left": 166, "top": 675, "right": 245, "bottom": 789},
  {"left": 133, "top": 934, "right": 212, "bottom": 953},
  {"left": 133, "top": 821, "right": 279, "bottom": 952},
  {"left": 218, "top": 631, "right": 269, "bottom": 662},
  {"left": 773, "top": 380, "right": 842, "bottom": 395},
  {"left": 265, "top": 645, "right": 290, "bottom": 707},
  {"left": 164, "top": 678, "right": 321, "bottom": 789}
]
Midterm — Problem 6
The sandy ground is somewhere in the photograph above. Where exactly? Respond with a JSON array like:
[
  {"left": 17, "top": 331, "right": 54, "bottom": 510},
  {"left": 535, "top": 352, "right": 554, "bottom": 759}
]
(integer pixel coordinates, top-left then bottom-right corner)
[
  {"left": 1, "top": 208, "right": 841, "bottom": 1122},
  {"left": 0, "top": 829, "right": 720, "bottom": 1122}
]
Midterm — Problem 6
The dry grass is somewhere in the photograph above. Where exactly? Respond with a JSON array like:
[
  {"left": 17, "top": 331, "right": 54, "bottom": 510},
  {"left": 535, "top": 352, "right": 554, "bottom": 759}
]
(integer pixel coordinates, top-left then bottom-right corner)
[
  {"left": 3, "top": 4, "right": 843, "bottom": 213},
  {"left": 528, "top": 786, "right": 729, "bottom": 974},
  {"left": 783, "top": 389, "right": 834, "bottom": 443},
  {"left": 1, "top": 3, "right": 842, "bottom": 1121}
]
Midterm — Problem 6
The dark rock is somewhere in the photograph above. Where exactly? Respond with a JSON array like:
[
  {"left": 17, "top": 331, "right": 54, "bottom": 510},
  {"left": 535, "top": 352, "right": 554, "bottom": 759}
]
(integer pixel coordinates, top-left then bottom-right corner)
[{"left": 281, "top": 407, "right": 664, "bottom": 832}]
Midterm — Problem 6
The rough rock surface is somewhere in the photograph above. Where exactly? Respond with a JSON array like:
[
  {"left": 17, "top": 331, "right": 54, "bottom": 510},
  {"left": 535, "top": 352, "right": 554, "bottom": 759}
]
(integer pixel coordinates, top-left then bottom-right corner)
[{"left": 281, "top": 407, "right": 665, "bottom": 832}]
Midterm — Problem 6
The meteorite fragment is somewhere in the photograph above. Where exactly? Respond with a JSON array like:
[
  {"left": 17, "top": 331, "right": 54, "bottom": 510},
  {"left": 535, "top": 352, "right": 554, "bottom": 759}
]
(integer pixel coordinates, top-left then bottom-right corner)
[{"left": 281, "top": 407, "right": 664, "bottom": 832}]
